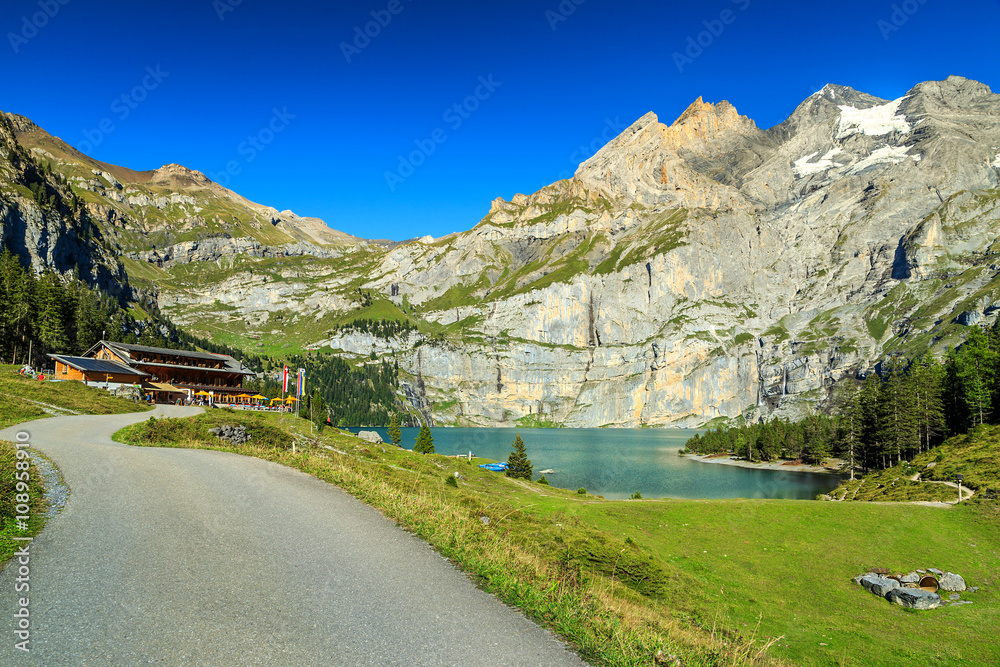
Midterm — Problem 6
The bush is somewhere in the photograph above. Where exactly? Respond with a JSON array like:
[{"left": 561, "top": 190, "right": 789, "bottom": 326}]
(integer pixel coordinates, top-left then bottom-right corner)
[
  {"left": 630, "top": 491, "right": 643, "bottom": 500},
  {"left": 570, "top": 534, "right": 670, "bottom": 597},
  {"left": 445, "top": 474, "right": 458, "bottom": 488},
  {"left": 124, "top": 413, "right": 293, "bottom": 450},
  {"left": 577, "top": 487, "right": 587, "bottom": 495},
  {"left": 537, "top": 475, "right": 549, "bottom": 485}
]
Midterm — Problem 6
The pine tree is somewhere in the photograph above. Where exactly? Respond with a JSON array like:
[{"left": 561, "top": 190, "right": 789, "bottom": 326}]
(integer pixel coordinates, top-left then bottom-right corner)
[
  {"left": 74, "top": 288, "right": 105, "bottom": 354},
  {"left": 910, "top": 352, "right": 946, "bottom": 453},
  {"left": 756, "top": 424, "right": 780, "bottom": 462},
  {"left": 943, "top": 348, "right": 968, "bottom": 436},
  {"left": 802, "top": 415, "right": 831, "bottom": 465},
  {"left": 836, "top": 384, "right": 861, "bottom": 480},
  {"left": 0, "top": 252, "right": 34, "bottom": 364},
  {"left": 734, "top": 430, "right": 753, "bottom": 461},
  {"left": 312, "top": 388, "right": 326, "bottom": 432},
  {"left": 505, "top": 433, "right": 532, "bottom": 480},
  {"left": 855, "top": 373, "right": 882, "bottom": 472},
  {"left": 388, "top": 413, "right": 402, "bottom": 446},
  {"left": 955, "top": 327, "right": 996, "bottom": 428},
  {"left": 877, "top": 357, "right": 918, "bottom": 464},
  {"left": 34, "top": 270, "right": 69, "bottom": 355},
  {"left": 414, "top": 423, "right": 434, "bottom": 454},
  {"left": 138, "top": 322, "right": 163, "bottom": 347}
]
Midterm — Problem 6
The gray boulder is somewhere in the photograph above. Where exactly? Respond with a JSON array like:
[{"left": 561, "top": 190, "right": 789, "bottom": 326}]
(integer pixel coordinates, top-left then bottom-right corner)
[
  {"left": 114, "top": 385, "right": 143, "bottom": 400},
  {"left": 887, "top": 588, "right": 941, "bottom": 609},
  {"left": 928, "top": 568, "right": 943, "bottom": 575},
  {"left": 900, "top": 572, "right": 920, "bottom": 584},
  {"left": 211, "top": 424, "right": 250, "bottom": 446},
  {"left": 357, "top": 430, "right": 384, "bottom": 444},
  {"left": 939, "top": 572, "right": 966, "bottom": 592},
  {"left": 956, "top": 311, "right": 982, "bottom": 326},
  {"left": 860, "top": 575, "right": 900, "bottom": 598}
]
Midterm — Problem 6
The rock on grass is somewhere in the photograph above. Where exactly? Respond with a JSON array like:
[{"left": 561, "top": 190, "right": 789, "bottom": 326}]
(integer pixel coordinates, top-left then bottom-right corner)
[{"left": 886, "top": 588, "right": 941, "bottom": 609}]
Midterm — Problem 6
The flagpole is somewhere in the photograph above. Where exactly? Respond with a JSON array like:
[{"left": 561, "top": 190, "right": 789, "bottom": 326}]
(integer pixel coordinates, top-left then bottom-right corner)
[
  {"left": 281, "top": 365, "right": 288, "bottom": 417},
  {"left": 296, "top": 368, "right": 303, "bottom": 419}
]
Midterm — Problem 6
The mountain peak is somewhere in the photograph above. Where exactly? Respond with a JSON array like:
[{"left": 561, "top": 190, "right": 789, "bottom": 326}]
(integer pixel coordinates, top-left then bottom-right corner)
[
  {"left": 905, "top": 75, "right": 995, "bottom": 104},
  {"left": 671, "top": 97, "right": 745, "bottom": 129},
  {"left": 3, "top": 112, "right": 40, "bottom": 133},
  {"left": 660, "top": 97, "right": 758, "bottom": 153},
  {"left": 149, "top": 163, "right": 213, "bottom": 189}
]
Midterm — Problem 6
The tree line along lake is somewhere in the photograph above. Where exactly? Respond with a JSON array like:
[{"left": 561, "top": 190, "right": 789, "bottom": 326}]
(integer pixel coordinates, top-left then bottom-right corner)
[{"left": 347, "top": 427, "right": 843, "bottom": 500}]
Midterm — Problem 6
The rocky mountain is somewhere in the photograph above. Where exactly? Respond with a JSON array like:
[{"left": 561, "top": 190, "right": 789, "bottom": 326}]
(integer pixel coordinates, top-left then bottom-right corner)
[
  {"left": 0, "top": 113, "right": 130, "bottom": 294},
  {"left": 4, "top": 75, "right": 1000, "bottom": 427},
  {"left": 2, "top": 112, "right": 362, "bottom": 264}
]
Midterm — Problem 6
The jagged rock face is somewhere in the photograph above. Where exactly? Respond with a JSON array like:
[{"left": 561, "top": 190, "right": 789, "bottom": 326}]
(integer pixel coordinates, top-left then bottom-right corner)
[
  {"left": 151, "top": 75, "right": 1000, "bottom": 428},
  {"left": 337, "top": 75, "right": 1000, "bottom": 427},
  {"left": 1, "top": 112, "right": 363, "bottom": 252},
  {"left": 5, "top": 77, "right": 1000, "bottom": 428},
  {"left": 0, "top": 114, "right": 130, "bottom": 294},
  {"left": 0, "top": 200, "right": 129, "bottom": 294},
  {"left": 127, "top": 237, "right": 343, "bottom": 268}
]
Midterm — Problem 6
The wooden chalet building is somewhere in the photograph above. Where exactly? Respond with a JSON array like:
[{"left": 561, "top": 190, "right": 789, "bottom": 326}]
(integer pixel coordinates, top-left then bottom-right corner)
[
  {"left": 50, "top": 341, "right": 255, "bottom": 403},
  {"left": 48, "top": 355, "right": 148, "bottom": 385}
]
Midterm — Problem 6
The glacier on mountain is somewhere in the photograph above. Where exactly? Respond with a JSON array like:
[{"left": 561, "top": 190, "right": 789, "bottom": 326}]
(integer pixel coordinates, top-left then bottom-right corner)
[{"left": 836, "top": 97, "right": 911, "bottom": 139}]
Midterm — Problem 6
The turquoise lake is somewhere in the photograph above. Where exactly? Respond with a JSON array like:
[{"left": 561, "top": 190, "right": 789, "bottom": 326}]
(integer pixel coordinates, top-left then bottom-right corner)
[{"left": 347, "top": 427, "right": 842, "bottom": 501}]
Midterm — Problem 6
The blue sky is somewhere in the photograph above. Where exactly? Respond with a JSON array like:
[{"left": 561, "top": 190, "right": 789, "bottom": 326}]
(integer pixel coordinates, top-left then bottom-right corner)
[{"left": 3, "top": 0, "right": 999, "bottom": 240}]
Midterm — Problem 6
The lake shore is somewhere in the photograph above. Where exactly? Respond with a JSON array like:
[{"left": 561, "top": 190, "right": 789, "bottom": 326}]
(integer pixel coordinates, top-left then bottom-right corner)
[{"left": 683, "top": 452, "right": 847, "bottom": 475}]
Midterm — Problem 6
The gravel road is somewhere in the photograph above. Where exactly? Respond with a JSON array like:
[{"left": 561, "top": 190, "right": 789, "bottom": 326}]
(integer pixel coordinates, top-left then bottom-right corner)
[{"left": 0, "top": 408, "right": 586, "bottom": 666}]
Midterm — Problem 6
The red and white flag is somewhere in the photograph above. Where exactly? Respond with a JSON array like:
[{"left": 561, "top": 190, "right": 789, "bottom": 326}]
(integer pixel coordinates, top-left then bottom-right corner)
[{"left": 282, "top": 365, "right": 290, "bottom": 393}]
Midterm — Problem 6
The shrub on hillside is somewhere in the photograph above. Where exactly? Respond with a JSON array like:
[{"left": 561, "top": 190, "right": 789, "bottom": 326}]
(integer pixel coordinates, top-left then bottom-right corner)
[
  {"left": 570, "top": 534, "right": 670, "bottom": 597},
  {"left": 127, "top": 413, "right": 293, "bottom": 450}
]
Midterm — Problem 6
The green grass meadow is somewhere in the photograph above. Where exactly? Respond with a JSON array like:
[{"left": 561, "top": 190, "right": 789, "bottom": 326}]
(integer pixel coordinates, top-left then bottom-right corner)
[
  {"left": 534, "top": 498, "right": 998, "bottom": 666},
  {"left": 0, "top": 365, "right": 153, "bottom": 428},
  {"left": 1, "top": 368, "right": 996, "bottom": 666},
  {"left": 114, "top": 410, "right": 1000, "bottom": 667}
]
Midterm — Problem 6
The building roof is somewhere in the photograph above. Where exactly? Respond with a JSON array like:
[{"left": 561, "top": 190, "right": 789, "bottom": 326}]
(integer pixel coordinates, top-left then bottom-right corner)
[
  {"left": 104, "top": 341, "right": 231, "bottom": 363},
  {"left": 48, "top": 354, "right": 149, "bottom": 377},
  {"left": 134, "top": 360, "right": 251, "bottom": 375},
  {"left": 86, "top": 341, "right": 255, "bottom": 376}
]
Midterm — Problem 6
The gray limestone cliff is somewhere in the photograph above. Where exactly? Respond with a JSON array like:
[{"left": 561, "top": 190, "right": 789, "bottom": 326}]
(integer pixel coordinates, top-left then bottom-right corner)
[{"left": 6, "top": 76, "right": 1000, "bottom": 428}]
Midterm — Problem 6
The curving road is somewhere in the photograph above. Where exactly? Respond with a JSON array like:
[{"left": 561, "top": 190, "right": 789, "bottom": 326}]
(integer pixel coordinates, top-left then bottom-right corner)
[{"left": 0, "top": 408, "right": 586, "bottom": 666}]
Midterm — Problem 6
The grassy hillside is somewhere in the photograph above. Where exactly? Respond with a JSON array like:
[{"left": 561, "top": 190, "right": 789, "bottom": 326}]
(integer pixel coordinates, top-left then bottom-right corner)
[
  {"left": 0, "top": 365, "right": 152, "bottom": 429},
  {"left": 115, "top": 411, "right": 1000, "bottom": 667},
  {"left": 829, "top": 424, "right": 1000, "bottom": 503}
]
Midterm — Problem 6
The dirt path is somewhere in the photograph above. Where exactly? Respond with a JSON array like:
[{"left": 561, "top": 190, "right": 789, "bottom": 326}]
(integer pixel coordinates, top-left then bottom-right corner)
[
  {"left": 907, "top": 472, "right": 976, "bottom": 503},
  {"left": 0, "top": 393, "right": 81, "bottom": 416}
]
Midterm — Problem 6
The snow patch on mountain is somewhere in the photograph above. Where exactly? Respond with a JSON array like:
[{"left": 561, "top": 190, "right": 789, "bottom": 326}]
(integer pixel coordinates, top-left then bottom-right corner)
[
  {"left": 837, "top": 98, "right": 911, "bottom": 139},
  {"left": 993, "top": 153, "right": 1000, "bottom": 168},
  {"left": 792, "top": 148, "right": 844, "bottom": 178},
  {"left": 847, "top": 145, "right": 919, "bottom": 174}
]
